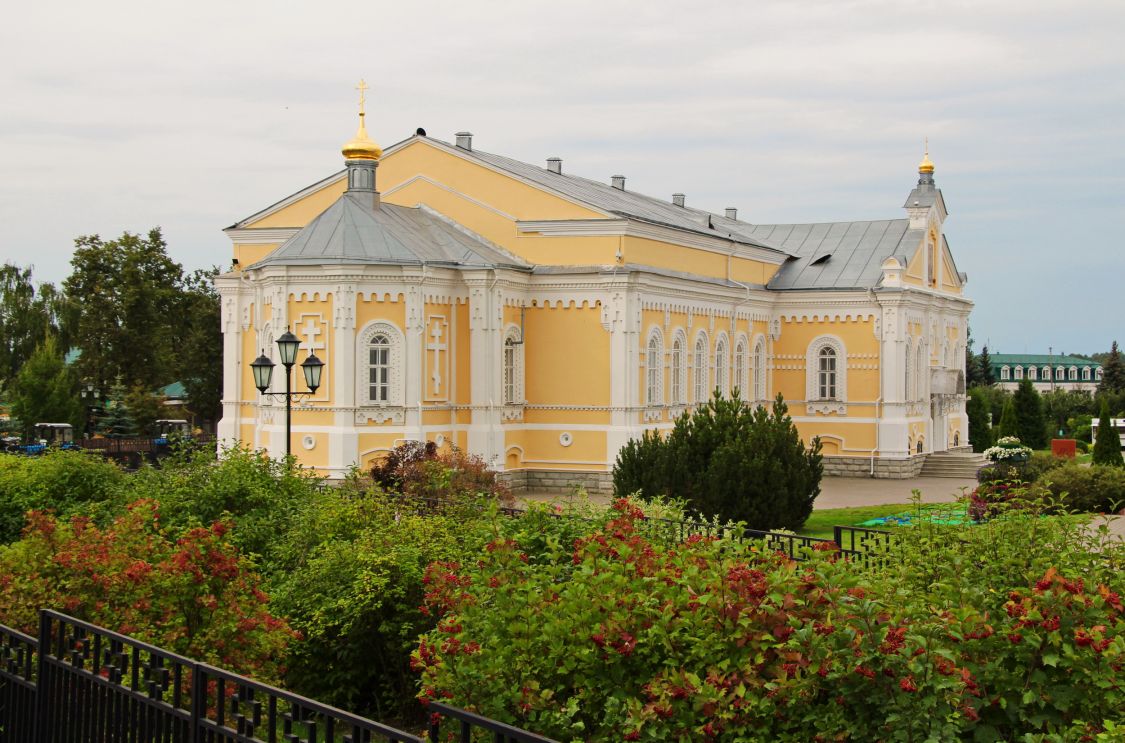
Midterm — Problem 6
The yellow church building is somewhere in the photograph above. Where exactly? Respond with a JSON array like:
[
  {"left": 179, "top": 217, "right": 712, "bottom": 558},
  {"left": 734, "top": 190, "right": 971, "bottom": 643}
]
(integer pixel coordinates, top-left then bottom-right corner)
[{"left": 215, "top": 91, "right": 972, "bottom": 490}]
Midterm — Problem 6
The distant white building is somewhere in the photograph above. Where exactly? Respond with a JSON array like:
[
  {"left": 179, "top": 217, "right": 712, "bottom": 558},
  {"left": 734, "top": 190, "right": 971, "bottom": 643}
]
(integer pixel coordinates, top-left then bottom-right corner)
[{"left": 1091, "top": 418, "right": 1125, "bottom": 449}]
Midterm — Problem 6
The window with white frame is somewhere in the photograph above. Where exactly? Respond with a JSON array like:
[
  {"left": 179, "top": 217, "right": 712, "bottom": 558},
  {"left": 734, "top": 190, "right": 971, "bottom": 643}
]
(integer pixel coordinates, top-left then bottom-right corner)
[
  {"left": 1029, "top": 367, "right": 1038, "bottom": 380},
  {"left": 806, "top": 336, "right": 846, "bottom": 405},
  {"left": 502, "top": 326, "right": 524, "bottom": 405},
  {"left": 714, "top": 335, "right": 729, "bottom": 397},
  {"left": 1069, "top": 366, "right": 1078, "bottom": 381},
  {"left": 733, "top": 337, "right": 747, "bottom": 397},
  {"left": 1015, "top": 366, "right": 1024, "bottom": 380},
  {"left": 915, "top": 344, "right": 926, "bottom": 399},
  {"left": 357, "top": 321, "right": 404, "bottom": 406},
  {"left": 905, "top": 339, "right": 913, "bottom": 401},
  {"left": 645, "top": 330, "right": 663, "bottom": 406},
  {"left": 1056, "top": 366, "right": 1065, "bottom": 381},
  {"left": 693, "top": 333, "right": 708, "bottom": 403},
  {"left": 1082, "top": 367, "right": 1091, "bottom": 381},
  {"left": 671, "top": 332, "right": 686, "bottom": 404},
  {"left": 1096, "top": 367, "right": 1103, "bottom": 380},
  {"left": 753, "top": 338, "right": 766, "bottom": 401},
  {"left": 1000, "top": 366, "right": 1010, "bottom": 381}
]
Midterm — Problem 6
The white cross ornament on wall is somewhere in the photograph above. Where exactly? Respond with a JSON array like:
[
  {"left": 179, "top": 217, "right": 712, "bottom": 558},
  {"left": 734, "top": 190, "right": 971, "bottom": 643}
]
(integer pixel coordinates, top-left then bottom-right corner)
[{"left": 426, "top": 318, "right": 447, "bottom": 395}]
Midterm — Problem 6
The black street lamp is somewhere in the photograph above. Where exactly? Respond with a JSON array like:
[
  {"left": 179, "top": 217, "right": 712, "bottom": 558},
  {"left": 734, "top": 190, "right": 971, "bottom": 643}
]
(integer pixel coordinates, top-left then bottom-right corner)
[{"left": 250, "top": 328, "right": 325, "bottom": 460}]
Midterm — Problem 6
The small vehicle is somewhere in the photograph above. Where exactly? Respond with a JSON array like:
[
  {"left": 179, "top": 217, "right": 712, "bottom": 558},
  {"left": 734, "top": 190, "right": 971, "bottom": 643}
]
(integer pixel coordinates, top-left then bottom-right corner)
[
  {"left": 15, "top": 424, "right": 78, "bottom": 455},
  {"left": 155, "top": 419, "right": 191, "bottom": 437}
]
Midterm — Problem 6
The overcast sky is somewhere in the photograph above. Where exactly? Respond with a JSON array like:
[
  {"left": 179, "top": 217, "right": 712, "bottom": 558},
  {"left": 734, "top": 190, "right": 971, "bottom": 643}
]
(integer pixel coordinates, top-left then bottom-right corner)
[{"left": 2, "top": 0, "right": 1122, "bottom": 354}]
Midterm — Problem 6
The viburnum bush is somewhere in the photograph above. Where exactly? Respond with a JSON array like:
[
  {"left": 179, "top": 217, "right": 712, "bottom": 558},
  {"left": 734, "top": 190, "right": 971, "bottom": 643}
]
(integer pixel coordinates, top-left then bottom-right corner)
[
  {"left": 413, "top": 499, "right": 1125, "bottom": 741},
  {"left": 0, "top": 499, "right": 295, "bottom": 683}
]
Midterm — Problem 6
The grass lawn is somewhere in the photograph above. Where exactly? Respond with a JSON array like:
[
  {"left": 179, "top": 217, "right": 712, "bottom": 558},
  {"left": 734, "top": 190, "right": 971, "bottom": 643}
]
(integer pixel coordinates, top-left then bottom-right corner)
[{"left": 798, "top": 504, "right": 918, "bottom": 541}]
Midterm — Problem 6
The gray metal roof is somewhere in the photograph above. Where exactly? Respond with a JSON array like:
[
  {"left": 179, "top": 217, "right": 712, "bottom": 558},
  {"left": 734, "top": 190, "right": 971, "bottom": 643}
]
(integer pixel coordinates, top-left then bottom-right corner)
[
  {"left": 437, "top": 142, "right": 792, "bottom": 256},
  {"left": 739, "top": 220, "right": 921, "bottom": 290},
  {"left": 249, "top": 193, "right": 530, "bottom": 271}
]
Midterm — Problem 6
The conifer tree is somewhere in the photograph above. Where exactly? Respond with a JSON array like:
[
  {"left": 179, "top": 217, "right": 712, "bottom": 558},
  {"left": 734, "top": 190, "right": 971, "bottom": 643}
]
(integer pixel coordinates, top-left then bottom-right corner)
[
  {"left": 1013, "top": 378, "right": 1047, "bottom": 449},
  {"left": 997, "top": 398, "right": 1019, "bottom": 440},
  {"left": 966, "top": 390, "right": 992, "bottom": 452},
  {"left": 9, "top": 336, "right": 83, "bottom": 435},
  {"left": 978, "top": 345, "right": 994, "bottom": 386},
  {"left": 1099, "top": 341, "right": 1125, "bottom": 394},
  {"left": 1092, "top": 402, "right": 1123, "bottom": 467},
  {"left": 97, "top": 384, "right": 139, "bottom": 439}
]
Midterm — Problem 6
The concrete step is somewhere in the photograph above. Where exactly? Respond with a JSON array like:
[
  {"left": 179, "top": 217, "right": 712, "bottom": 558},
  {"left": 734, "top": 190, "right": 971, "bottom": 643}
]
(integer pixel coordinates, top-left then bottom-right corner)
[{"left": 919, "top": 451, "right": 988, "bottom": 479}]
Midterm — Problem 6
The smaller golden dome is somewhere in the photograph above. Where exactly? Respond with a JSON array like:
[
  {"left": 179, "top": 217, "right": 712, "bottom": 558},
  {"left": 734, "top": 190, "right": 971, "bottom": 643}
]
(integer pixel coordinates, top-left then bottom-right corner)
[
  {"left": 341, "top": 79, "right": 382, "bottom": 161},
  {"left": 918, "top": 138, "right": 934, "bottom": 174},
  {"left": 342, "top": 117, "right": 382, "bottom": 161}
]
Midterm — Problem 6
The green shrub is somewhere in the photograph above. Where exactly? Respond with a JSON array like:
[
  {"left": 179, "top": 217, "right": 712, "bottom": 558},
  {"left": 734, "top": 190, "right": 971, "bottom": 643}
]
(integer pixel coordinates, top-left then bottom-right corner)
[
  {"left": 0, "top": 449, "right": 125, "bottom": 543},
  {"left": 1075, "top": 439, "right": 1090, "bottom": 453},
  {"left": 966, "top": 389, "right": 992, "bottom": 452},
  {"left": 1038, "top": 463, "right": 1125, "bottom": 514},
  {"left": 370, "top": 441, "right": 512, "bottom": 506},
  {"left": 1023, "top": 450, "right": 1068, "bottom": 481},
  {"left": 613, "top": 393, "right": 822, "bottom": 531},
  {"left": 122, "top": 444, "right": 325, "bottom": 565},
  {"left": 268, "top": 491, "right": 491, "bottom": 723},
  {"left": 415, "top": 498, "right": 1125, "bottom": 741}
]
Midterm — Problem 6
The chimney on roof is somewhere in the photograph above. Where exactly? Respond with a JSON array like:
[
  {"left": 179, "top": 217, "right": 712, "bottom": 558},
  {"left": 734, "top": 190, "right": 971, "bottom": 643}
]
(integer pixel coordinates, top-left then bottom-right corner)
[
  {"left": 546, "top": 157, "right": 562, "bottom": 174},
  {"left": 455, "top": 132, "right": 473, "bottom": 151},
  {"left": 611, "top": 175, "right": 626, "bottom": 190},
  {"left": 672, "top": 193, "right": 686, "bottom": 208},
  {"left": 725, "top": 207, "right": 738, "bottom": 220}
]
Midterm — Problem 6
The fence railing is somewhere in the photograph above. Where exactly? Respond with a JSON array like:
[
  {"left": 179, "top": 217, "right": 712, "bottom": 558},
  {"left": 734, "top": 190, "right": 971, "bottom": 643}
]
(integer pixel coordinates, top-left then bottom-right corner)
[{"left": 1, "top": 610, "right": 553, "bottom": 743}]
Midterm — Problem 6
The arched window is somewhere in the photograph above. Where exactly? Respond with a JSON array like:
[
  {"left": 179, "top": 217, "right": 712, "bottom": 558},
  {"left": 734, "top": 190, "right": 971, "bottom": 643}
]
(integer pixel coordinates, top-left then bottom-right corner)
[
  {"left": 645, "top": 330, "right": 663, "bottom": 406},
  {"left": 502, "top": 326, "right": 524, "bottom": 405},
  {"left": 733, "top": 337, "right": 747, "bottom": 397},
  {"left": 357, "top": 321, "right": 404, "bottom": 406},
  {"left": 1056, "top": 366, "right": 1065, "bottom": 381},
  {"left": 670, "top": 332, "right": 686, "bottom": 404},
  {"left": 1000, "top": 366, "right": 1010, "bottom": 381},
  {"left": 1015, "top": 366, "right": 1024, "bottom": 380},
  {"left": 1068, "top": 366, "right": 1078, "bottom": 381},
  {"left": 753, "top": 338, "right": 766, "bottom": 401},
  {"left": 693, "top": 333, "right": 708, "bottom": 403},
  {"left": 714, "top": 335, "right": 729, "bottom": 397},
  {"left": 1096, "top": 367, "right": 1103, "bottom": 381},
  {"left": 915, "top": 343, "right": 926, "bottom": 399},
  {"left": 806, "top": 336, "right": 846, "bottom": 409},
  {"left": 1082, "top": 367, "right": 1091, "bottom": 381},
  {"left": 1029, "top": 367, "right": 1038, "bottom": 380}
]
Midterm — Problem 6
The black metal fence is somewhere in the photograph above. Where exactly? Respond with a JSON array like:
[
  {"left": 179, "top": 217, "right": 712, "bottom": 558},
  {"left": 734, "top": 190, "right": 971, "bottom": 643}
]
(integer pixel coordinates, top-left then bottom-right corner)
[{"left": 1, "top": 610, "right": 557, "bottom": 743}]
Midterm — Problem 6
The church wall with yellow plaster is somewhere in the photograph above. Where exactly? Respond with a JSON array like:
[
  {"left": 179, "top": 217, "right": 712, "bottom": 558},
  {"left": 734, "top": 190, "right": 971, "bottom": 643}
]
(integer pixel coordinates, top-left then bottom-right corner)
[
  {"left": 356, "top": 293, "right": 406, "bottom": 329},
  {"left": 247, "top": 180, "right": 347, "bottom": 229},
  {"left": 234, "top": 243, "right": 282, "bottom": 268},
  {"left": 423, "top": 301, "right": 455, "bottom": 404},
  {"left": 522, "top": 305, "right": 610, "bottom": 408},
  {"left": 357, "top": 432, "right": 409, "bottom": 468},
  {"left": 506, "top": 429, "right": 608, "bottom": 470}
]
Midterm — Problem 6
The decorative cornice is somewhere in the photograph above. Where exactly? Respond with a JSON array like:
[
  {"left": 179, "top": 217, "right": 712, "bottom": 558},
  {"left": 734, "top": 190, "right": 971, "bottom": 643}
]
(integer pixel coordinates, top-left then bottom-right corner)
[{"left": 224, "top": 228, "right": 300, "bottom": 245}]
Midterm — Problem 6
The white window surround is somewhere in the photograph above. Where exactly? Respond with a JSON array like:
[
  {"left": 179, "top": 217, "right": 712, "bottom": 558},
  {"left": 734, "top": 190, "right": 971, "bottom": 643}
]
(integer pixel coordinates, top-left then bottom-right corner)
[
  {"left": 355, "top": 320, "right": 405, "bottom": 422},
  {"left": 1029, "top": 367, "right": 1038, "bottom": 380},
  {"left": 806, "top": 335, "right": 846, "bottom": 415},
  {"left": 502, "top": 324, "right": 525, "bottom": 408},
  {"left": 644, "top": 327, "right": 664, "bottom": 410},
  {"left": 670, "top": 331, "right": 687, "bottom": 405},
  {"left": 752, "top": 335, "right": 766, "bottom": 402},
  {"left": 1000, "top": 366, "right": 1010, "bottom": 381},
  {"left": 714, "top": 333, "right": 729, "bottom": 398},
  {"left": 693, "top": 331, "right": 709, "bottom": 404},
  {"left": 1096, "top": 367, "right": 1103, "bottom": 380},
  {"left": 1015, "top": 366, "right": 1024, "bottom": 380},
  {"left": 1082, "top": 367, "right": 1091, "bottom": 381},
  {"left": 1056, "top": 366, "right": 1065, "bottom": 381},
  {"left": 733, "top": 334, "right": 748, "bottom": 399},
  {"left": 904, "top": 338, "right": 913, "bottom": 402},
  {"left": 915, "top": 343, "right": 926, "bottom": 400}
]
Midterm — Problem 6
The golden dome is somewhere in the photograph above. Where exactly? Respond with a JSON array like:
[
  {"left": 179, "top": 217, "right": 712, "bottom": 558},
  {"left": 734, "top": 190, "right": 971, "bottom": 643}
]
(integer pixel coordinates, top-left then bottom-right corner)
[
  {"left": 341, "top": 79, "right": 382, "bottom": 161},
  {"left": 918, "top": 138, "right": 934, "bottom": 174}
]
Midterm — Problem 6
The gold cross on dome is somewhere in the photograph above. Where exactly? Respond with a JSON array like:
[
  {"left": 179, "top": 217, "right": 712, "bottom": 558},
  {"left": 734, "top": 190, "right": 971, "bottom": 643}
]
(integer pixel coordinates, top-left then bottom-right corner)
[{"left": 356, "top": 79, "right": 369, "bottom": 115}]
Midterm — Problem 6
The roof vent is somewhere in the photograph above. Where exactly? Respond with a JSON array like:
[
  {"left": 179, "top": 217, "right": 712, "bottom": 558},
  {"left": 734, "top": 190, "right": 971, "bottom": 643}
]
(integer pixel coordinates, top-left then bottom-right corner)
[
  {"left": 455, "top": 132, "right": 473, "bottom": 151},
  {"left": 546, "top": 157, "right": 562, "bottom": 174},
  {"left": 724, "top": 207, "right": 738, "bottom": 220},
  {"left": 611, "top": 175, "right": 626, "bottom": 190},
  {"left": 416, "top": 127, "right": 427, "bottom": 136},
  {"left": 810, "top": 253, "right": 832, "bottom": 266},
  {"left": 672, "top": 193, "right": 686, "bottom": 208}
]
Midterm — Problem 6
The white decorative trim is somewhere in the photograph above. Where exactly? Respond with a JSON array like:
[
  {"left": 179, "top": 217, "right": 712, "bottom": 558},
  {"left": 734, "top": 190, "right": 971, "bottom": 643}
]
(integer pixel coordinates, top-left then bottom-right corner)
[
  {"left": 559, "top": 432, "right": 573, "bottom": 447},
  {"left": 502, "top": 323, "right": 525, "bottom": 407},
  {"left": 805, "top": 335, "right": 847, "bottom": 414},
  {"left": 225, "top": 228, "right": 301, "bottom": 244},
  {"left": 644, "top": 325, "right": 664, "bottom": 407},
  {"left": 692, "top": 330, "right": 710, "bottom": 403},
  {"left": 354, "top": 407, "right": 405, "bottom": 425},
  {"left": 301, "top": 435, "right": 316, "bottom": 450},
  {"left": 356, "top": 320, "right": 405, "bottom": 407}
]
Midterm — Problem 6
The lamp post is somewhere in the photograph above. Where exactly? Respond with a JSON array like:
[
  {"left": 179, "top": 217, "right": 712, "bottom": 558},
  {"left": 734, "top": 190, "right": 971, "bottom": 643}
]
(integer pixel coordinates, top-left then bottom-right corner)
[
  {"left": 250, "top": 329, "right": 325, "bottom": 460},
  {"left": 80, "top": 384, "right": 100, "bottom": 437}
]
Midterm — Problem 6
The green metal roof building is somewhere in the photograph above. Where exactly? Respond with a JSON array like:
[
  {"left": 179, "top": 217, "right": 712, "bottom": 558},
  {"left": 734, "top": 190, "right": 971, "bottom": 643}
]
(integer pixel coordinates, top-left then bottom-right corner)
[{"left": 988, "top": 354, "right": 1102, "bottom": 391}]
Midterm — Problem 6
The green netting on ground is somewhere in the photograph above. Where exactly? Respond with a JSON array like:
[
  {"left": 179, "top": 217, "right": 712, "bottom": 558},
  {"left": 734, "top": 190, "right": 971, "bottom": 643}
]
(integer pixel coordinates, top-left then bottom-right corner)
[{"left": 858, "top": 503, "right": 971, "bottom": 528}]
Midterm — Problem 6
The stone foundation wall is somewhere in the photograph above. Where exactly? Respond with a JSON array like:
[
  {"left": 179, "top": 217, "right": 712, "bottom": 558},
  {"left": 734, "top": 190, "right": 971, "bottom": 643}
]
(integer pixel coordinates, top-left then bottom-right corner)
[
  {"left": 499, "top": 469, "right": 614, "bottom": 495},
  {"left": 822, "top": 455, "right": 927, "bottom": 479}
]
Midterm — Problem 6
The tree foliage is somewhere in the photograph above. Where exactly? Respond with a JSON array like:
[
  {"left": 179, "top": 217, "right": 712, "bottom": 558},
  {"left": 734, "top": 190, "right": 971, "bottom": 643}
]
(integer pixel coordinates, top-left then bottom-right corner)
[
  {"left": 613, "top": 393, "right": 822, "bottom": 530},
  {"left": 977, "top": 344, "right": 995, "bottom": 386},
  {"left": 996, "top": 398, "right": 1019, "bottom": 440},
  {"left": 177, "top": 268, "right": 224, "bottom": 425},
  {"left": 9, "top": 336, "right": 83, "bottom": 435},
  {"left": 1093, "top": 402, "right": 1123, "bottom": 467},
  {"left": 0, "top": 264, "right": 71, "bottom": 389},
  {"left": 1099, "top": 340, "right": 1125, "bottom": 395},
  {"left": 966, "top": 388, "right": 992, "bottom": 453},
  {"left": 1012, "top": 378, "right": 1047, "bottom": 449}
]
